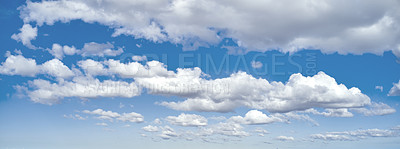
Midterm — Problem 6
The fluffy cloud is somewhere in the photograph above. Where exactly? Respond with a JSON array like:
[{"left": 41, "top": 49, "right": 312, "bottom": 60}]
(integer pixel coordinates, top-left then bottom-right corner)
[
  {"left": 158, "top": 71, "right": 371, "bottom": 113},
  {"left": 388, "top": 80, "right": 400, "bottom": 96},
  {"left": 0, "top": 54, "right": 73, "bottom": 78},
  {"left": 21, "top": 58, "right": 373, "bottom": 114},
  {"left": 311, "top": 127, "right": 399, "bottom": 141},
  {"left": 26, "top": 77, "right": 140, "bottom": 105},
  {"left": 18, "top": 0, "right": 400, "bottom": 56},
  {"left": 11, "top": 24, "right": 37, "bottom": 49},
  {"left": 228, "top": 110, "right": 283, "bottom": 125},
  {"left": 165, "top": 113, "right": 207, "bottom": 127},
  {"left": 0, "top": 54, "right": 40, "bottom": 77},
  {"left": 47, "top": 43, "right": 78, "bottom": 59},
  {"left": 132, "top": 55, "right": 147, "bottom": 61},
  {"left": 83, "top": 109, "right": 144, "bottom": 123},
  {"left": 47, "top": 42, "right": 123, "bottom": 59},
  {"left": 276, "top": 136, "right": 295, "bottom": 141},
  {"left": 142, "top": 125, "right": 159, "bottom": 132}
]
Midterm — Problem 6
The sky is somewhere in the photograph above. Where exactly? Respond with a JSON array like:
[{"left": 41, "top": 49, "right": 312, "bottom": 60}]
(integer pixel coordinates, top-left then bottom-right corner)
[{"left": 1, "top": 0, "right": 400, "bottom": 149}]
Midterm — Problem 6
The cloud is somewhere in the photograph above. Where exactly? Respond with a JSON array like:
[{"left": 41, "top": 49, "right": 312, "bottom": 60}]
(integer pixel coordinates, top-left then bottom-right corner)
[
  {"left": 165, "top": 113, "right": 208, "bottom": 127},
  {"left": 63, "top": 114, "right": 86, "bottom": 120},
  {"left": 0, "top": 54, "right": 73, "bottom": 78},
  {"left": 159, "top": 126, "right": 178, "bottom": 140},
  {"left": 80, "top": 42, "right": 123, "bottom": 57},
  {"left": 96, "top": 122, "right": 108, "bottom": 126},
  {"left": 26, "top": 77, "right": 140, "bottom": 105},
  {"left": 304, "top": 108, "right": 354, "bottom": 117},
  {"left": 388, "top": 80, "right": 400, "bottom": 96},
  {"left": 253, "top": 128, "right": 269, "bottom": 136},
  {"left": 251, "top": 61, "right": 263, "bottom": 69},
  {"left": 18, "top": 0, "right": 400, "bottom": 56},
  {"left": 311, "top": 127, "right": 399, "bottom": 141},
  {"left": 352, "top": 102, "right": 396, "bottom": 116},
  {"left": 375, "top": 85, "right": 384, "bottom": 92},
  {"left": 11, "top": 24, "right": 37, "bottom": 49},
  {"left": 19, "top": 58, "right": 375, "bottom": 115},
  {"left": 47, "top": 43, "right": 78, "bottom": 59},
  {"left": 0, "top": 54, "right": 40, "bottom": 77},
  {"left": 132, "top": 55, "right": 147, "bottom": 61},
  {"left": 228, "top": 110, "right": 283, "bottom": 125},
  {"left": 47, "top": 42, "right": 123, "bottom": 59},
  {"left": 158, "top": 71, "right": 371, "bottom": 113},
  {"left": 83, "top": 109, "right": 144, "bottom": 123},
  {"left": 142, "top": 125, "right": 159, "bottom": 132},
  {"left": 276, "top": 136, "right": 295, "bottom": 141}
]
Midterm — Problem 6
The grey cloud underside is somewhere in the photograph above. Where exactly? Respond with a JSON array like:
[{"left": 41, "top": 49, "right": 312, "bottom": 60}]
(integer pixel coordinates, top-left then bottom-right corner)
[
  {"left": 6, "top": 55, "right": 392, "bottom": 115},
  {"left": 16, "top": 0, "right": 400, "bottom": 56}
]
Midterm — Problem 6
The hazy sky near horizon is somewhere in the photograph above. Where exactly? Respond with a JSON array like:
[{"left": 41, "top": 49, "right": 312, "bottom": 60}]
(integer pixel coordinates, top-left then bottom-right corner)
[{"left": 1, "top": 0, "right": 400, "bottom": 149}]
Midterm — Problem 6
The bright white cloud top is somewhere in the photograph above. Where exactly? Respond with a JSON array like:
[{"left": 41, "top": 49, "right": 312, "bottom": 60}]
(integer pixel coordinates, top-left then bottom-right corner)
[{"left": 16, "top": 0, "right": 400, "bottom": 56}]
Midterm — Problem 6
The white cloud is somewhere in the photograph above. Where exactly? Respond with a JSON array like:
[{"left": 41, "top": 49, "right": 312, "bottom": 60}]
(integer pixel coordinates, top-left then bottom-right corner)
[
  {"left": 206, "top": 122, "right": 249, "bottom": 137},
  {"left": 165, "top": 113, "right": 207, "bottom": 127},
  {"left": 48, "top": 42, "right": 123, "bottom": 59},
  {"left": 26, "top": 77, "right": 140, "bottom": 105},
  {"left": 375, "top": 85, "right": 384, "bottom": 92},
  {"left": 77, "top": 59, "right": 109, "bottom": 76},
  {"left": 47, "top": 43, "right": 78, "bottom": 59},
  {"left": 388, "top": 80, "right": 400, "bottom": 96},
  {"left": 142, "top": 125, "right": 159, "bottom": 132},
  {"left": 311, "top": 128, "right": 399, "bottom": 141},
  {"left": 11, "top": 24, "right": 37, "bottom": 49},
  {"left": 158, "top": 71, "right": 371, "bottom": 113},
  {"left": 132, "top": 55, "right": 147, "bottom": 61},
  {"left": 64, "top": 114, "right": 86, "bottom": 120},
  {"left": 0, "top": 54, "right": 74, "bottom": 78},
  {"left": 83, "top": 109, "right": 144, "bottom": 123},
  {"left": 159, "top": 126, "right": 178, "bottom": 140},
  {"left": 96, "top": 122, "right": 108, "bottom": 126},
  {"left": 352, "top": 102, "right": 396, "bottom": 116},
  {"left": 116, "top": 112, "right": 144, "bottom": 123},
  {"left": 41, "top": 59, "right": 75, "bottom": 79},
  {"left": 251, "top": 61, "right": 263, "bottom": 69},
  {"left": 304, "top": 108, "right": 354, "bottom": 117},
  {"left": 0, "top": 54, "right": 40, "bottom": 77},
  {"left": 253, "top": 128, "right": 269, "bottom": 136},
  {"left": 80, "top": 42, "right": 123, "bottom": 57},
  {"left": 228, "top": 110, "right": 283, "bottom": 125},
  {"left": 276, "top": 136, "right": 295, "bottom": 141},
  {"left": 18, "top": 0, "right": 400, "bottom": 56}
]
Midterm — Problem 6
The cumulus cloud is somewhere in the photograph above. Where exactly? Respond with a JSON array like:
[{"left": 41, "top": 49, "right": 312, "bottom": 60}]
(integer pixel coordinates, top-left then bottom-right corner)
[
  {"left": 311, "top": 127, "right": 399, "bottom": 141},
  {"left": 388, "top": 80, "right": 400, "bottom": 96},
  {"left": 165, "top": 113, "right": 208, "bottom": 127},
  {"left": 228, "top": 110, "right": 283, "bottom": 125},
  {"left": 132, "top": 55, "right": 147, "bottom": 61},
  {"left": 276, "top": 136, "right": 295, "bottom": 141},
  {"left": 47, "top": 42, "right": 123, "bottom": 59},
  {"left": 83, "top": 109, "right": 144, "bottom": 123},
  {"left": 18, "top": 0, "right": 400, "bottom": 55},
  {"left": 47, "top": 43, "right": 78, "bottom": 59},
  {"left": 142, "top": 125, "right": 159, "bottom": 132},
  {"left": 11, "top": 24, "right": 37, "bottom": 49},
  {"left": 19, "top": 58, "right": 375, "bottom": 115},
  {"left": 375, "top": 85, "right": 384, "bottom": 92},
  {"left": 0, "top": 54, "right": 74, "bottom": 78}
]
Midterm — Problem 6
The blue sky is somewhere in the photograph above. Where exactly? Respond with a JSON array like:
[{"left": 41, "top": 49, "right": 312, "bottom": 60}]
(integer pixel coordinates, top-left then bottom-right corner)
[{"left": 1, "top": 0, "right": 400, "bottom": 149}]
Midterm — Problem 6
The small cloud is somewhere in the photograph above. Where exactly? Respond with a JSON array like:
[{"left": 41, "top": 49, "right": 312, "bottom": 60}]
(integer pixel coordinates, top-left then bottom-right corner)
[
  {"left": 375, "top": 86, "right": 383, "bottom": 92},
  {"left": 96, "top": 122, "right": 108, "bottom": 126},
  {"left": 132, "top": 55, "right": 147, "bottom": 61},
  {"left": 276, "top": 136, "right": 294, "bottom": 141},
  {"left": 136, "top": 44, "right": 142, "bottom": 48},
  {"left": 251, "top": 61, "right": 263, "bottom": 69}
]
